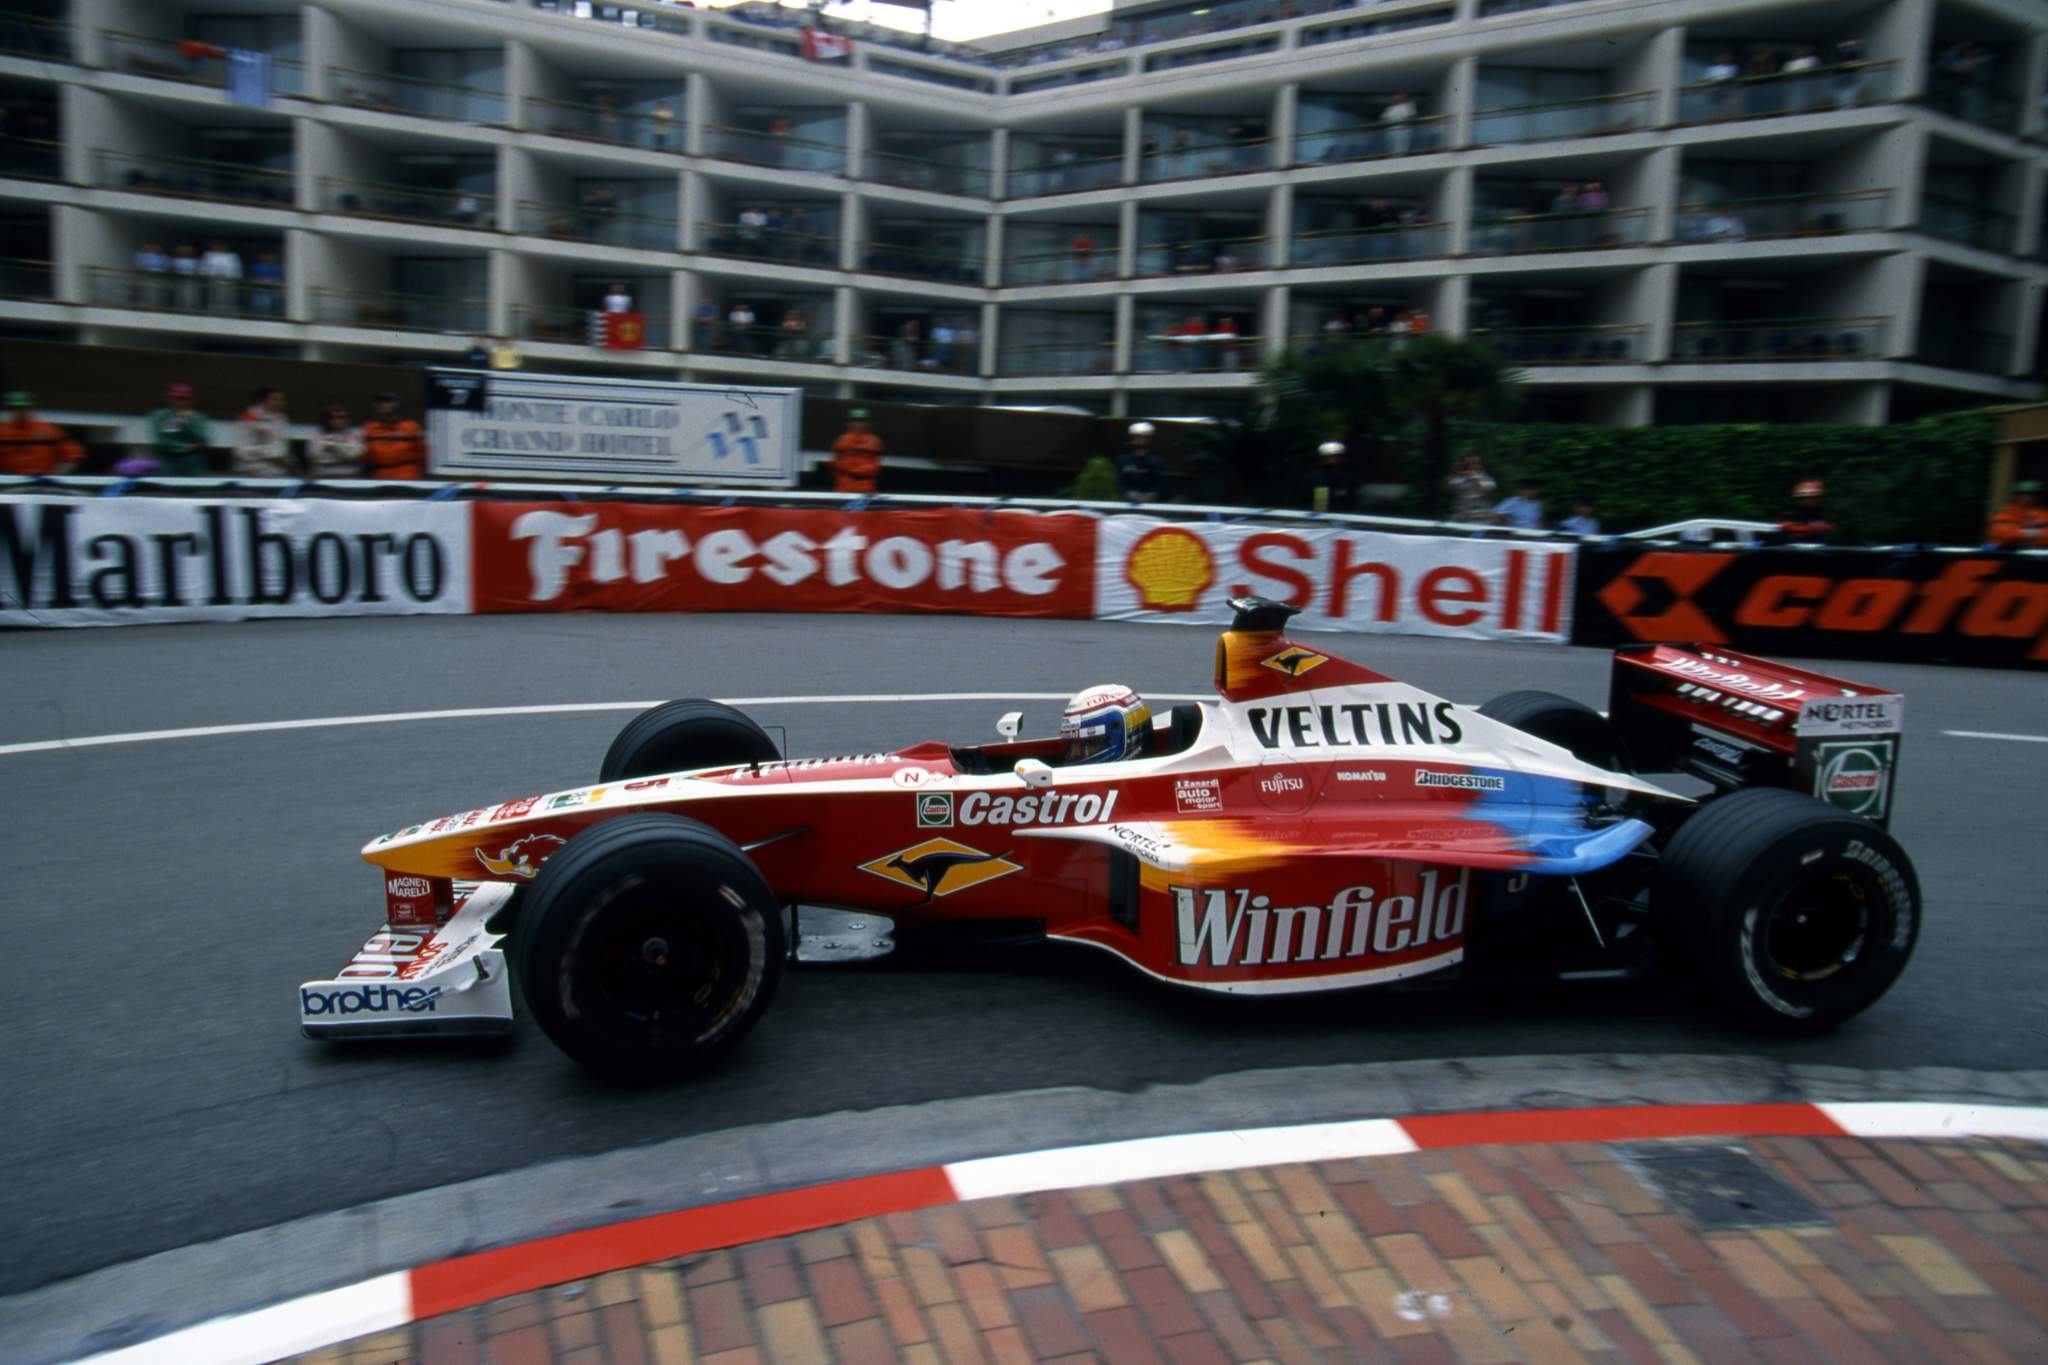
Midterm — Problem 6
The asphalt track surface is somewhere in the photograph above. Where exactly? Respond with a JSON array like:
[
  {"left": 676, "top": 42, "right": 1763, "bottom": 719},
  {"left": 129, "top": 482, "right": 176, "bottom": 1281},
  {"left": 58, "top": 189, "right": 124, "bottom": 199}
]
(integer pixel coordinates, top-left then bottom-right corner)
[{"left": 1, "top": 613, "right": 2042, "bottom": 1298}]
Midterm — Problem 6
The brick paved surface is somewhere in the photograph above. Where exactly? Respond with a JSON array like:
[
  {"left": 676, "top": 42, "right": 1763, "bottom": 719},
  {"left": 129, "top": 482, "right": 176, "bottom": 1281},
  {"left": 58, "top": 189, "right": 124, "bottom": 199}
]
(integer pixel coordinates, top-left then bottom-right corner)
[{"left": 291, "top": 1136, "right": 2048, "bottom": 1364}]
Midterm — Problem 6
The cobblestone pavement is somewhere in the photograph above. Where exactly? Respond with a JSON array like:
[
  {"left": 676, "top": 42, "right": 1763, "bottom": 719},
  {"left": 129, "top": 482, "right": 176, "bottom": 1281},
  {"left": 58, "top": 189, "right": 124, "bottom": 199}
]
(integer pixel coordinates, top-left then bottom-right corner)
[{"left": 292, "top": 1133, "right": 2048, "bottom": 1364}]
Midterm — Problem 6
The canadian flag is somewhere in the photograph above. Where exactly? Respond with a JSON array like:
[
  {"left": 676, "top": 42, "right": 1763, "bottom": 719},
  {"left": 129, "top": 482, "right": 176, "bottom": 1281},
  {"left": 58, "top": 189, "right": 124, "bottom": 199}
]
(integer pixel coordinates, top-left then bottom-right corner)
[{"left": 802, "top": 27, "right": 853, "bottom": 61}]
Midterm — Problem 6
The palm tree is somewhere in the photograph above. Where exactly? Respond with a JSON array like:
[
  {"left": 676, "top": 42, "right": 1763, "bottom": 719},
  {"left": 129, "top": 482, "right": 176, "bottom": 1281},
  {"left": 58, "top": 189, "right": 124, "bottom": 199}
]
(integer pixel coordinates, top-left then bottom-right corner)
[
  {"left": 1388, "top": 334, "right": 1523, "bottom": 518},
  {"left": 1258, "top": 338, "right": 1400, "bottom": 465}
]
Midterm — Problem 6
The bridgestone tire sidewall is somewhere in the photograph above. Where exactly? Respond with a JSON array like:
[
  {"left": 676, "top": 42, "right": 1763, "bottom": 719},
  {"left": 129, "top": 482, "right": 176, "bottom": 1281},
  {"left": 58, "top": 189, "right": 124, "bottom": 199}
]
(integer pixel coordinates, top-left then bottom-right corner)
[
  {"left": 1692, "top": 813, "right": 1918, "bottom": 1031},
  {"left": 519, "top": 816, "right": 785, "bottom": 1078}
]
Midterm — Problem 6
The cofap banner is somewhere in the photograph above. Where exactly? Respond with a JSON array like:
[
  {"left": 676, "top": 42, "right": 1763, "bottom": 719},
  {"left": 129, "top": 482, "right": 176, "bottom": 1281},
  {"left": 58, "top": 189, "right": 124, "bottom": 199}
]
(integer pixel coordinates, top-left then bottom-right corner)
[
  {"left": 0, "top": 496, "right": 470, "bottom": 627},
  {"left": 1095, "top": 517, "right": 1575, "bottom": 642},
  {"left": 472, "top": 502, "right": 1098, "bottom": 619},
  {"left": 425, "top": 369, "right": 800, "bottom": 488}
]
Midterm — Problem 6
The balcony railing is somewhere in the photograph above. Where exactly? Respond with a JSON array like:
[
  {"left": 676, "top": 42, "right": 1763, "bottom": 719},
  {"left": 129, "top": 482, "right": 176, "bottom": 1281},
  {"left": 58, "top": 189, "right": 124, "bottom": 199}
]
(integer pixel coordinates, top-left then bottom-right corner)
[
  {"left": 311, "top": 287, "right": 486, "bottom": 333},
  {"left": 1675, "top": 60, "right": 1896, "bottom": 125},
  {"left": 86, "top": 265, "right": 287, "bottom": 319},
  {"left": 696, "top": 221, "right": 839, "bottom": 268},
  {"left": 1134, "top": 331, "right": 1260, "bottom": 373},
  {"left": 0, "top": 10, "right": 71, "bottom": 61},
  {"left": 1468, "top": 206, "right": 1652, "bottom": 254},
  {"left": 1293, "top": 114, "right": 1452, "bottom": 165},
  {"left": 1001, "top": 249, "right": 1118, "bottom": 286},
  {"left": 513, "top": 304, "right": 671, "bottom": 349},
  {"left": 1290, "top": 221, "right": 1450, "bottom": 265},
  {"left": 1918, "top": 195, "right": 2017, "bottom": 254},
  {"left": 1672, "top": 316, "right": 1886, "bottom": 361},
  {"left": 1139, "top": 137, "right": 1274, "bottom": 183},
  {"left": 0, "top": 136, "right": 63, "bottom": 182},
  {"left": 1005, "top": 153, "right": 1123, "bottom": 198},
  {"left": 1673, "top": 189, "right": 1891, "bottom": 242},
  {"left": 867, "top": 148, "right": 991, "bottom": 197},
  {"left": 1470, "top": 90, "right": 1654, "bottom": 147},
  {"left": 97, "top": 149, "right": 295, "bottom": 207},
  {"left": 103, "top": 31, "right": 304, "bottom": 96},
  {"left": 524, "top": 96, "right": 684, "bottom": 152},
  {"left": 1470, "top": 324, "right": 1647, "bottom": 364},
  {"left": 515, "top": 200, "right": 678, "bottom": 250},
  {"left": 693, "top": 323, "right": 831, "bottom": 361},
  {"left": 855, "top": 333, "right": 981, "bottom": 373},
  {"left": 322, "top": 176, "right": 498, "bottom": 230},
  {"left": 328, "top": 67, "right": 503, "bottom": 124},
  {"left": 997, "top": 342, "right": 1116, "bottom": 377},
  {"left": 1133, "top": 236, "right": 1269, "bottom": 276},
  {"left": 1925, "top": 78, "right": 2023, "bottom": 135},
  {"left": 861, "top": 240, "right": 984, "bottom": 284},
  {"left": 0, "top": 256, "right": 53, "bottom": 300},
  {"left": 1916, "top": 329, "right": 2013, "bottom": 374},
  {"left": 702, "top": 124, "right": 846, "bottom": 175}
]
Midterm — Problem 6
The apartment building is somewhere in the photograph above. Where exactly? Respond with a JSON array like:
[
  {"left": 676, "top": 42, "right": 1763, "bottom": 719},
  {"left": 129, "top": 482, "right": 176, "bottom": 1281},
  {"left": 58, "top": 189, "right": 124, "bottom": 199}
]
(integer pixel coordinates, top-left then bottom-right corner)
[{"left": 0, "top": 0, "right": 2043, "bottom": 425}]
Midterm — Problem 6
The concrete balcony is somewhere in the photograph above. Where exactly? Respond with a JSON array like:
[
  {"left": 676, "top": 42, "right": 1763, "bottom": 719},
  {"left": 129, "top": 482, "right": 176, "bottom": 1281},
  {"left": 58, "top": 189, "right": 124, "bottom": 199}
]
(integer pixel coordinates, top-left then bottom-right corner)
[
  {"left": 1674, "top": 61, "right": 1898, "bottom": 127},
  {"left": 95, "top": 149, "right": 295, "bottom": 209},
  {"left": 1672, "top": 316, "right": 1888, "bottom": 362},
  {"left": 1470, "top": 91, "right": 1655, "bottom": 148}
]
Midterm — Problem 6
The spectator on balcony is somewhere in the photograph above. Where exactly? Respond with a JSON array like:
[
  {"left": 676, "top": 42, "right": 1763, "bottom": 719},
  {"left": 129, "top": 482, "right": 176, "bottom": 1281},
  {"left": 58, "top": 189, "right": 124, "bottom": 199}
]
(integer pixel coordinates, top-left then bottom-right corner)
[
  {"left": 1215, "top": 315, "right": 1243, "bottom": 370},
  {"left": 693, "top": 299, "right": 720, "bottom": 351},
  {"left": 1986, "top": 480, "right": 2047, "bottom": 549},
  {"left": 1444, "top": 453, "right": 1497, "bottom": 524},
  {"left": 1386, "top": 310, "right": 1412, "bottom": 349},
  {"left": 0, "top": 392, "right": 82, "bottom": 476},
  {"left": 1745, "top": 48, "right": 1783, "bottom": 115},
  {"left": 170, "top": 242, "right": 202, "bottom": 311},
  {"left": 199, "top": 240, "right": 242, "bottom": 313},
  {"left": 1494, "top": 480, "right": 1547, "bottom": 530},
  {"left": 462, "top": 335, "right": 491, "bottom": 367},
  {"left": 1381, "top": 93, "right": 1417, "bottom": 155},
  {"left": 249, "top": 251, "right": 283, "bottom": 317},
  {"left": 491, "top": 335, "right": 522, "bottom": 370},
  {"left": 149, "top": 382, "right": 212, "bottom": 476},
  {"left": 1775, "top": 478, "right": 1836, "bottom": 542},
  {"left": 650, "top": 100, "right": 678, "bottom": 151},
  {"left": 1703, "top": 50, "right": 1741, "bottom": 119},
  {"left": 1168, "top": 314, "right": 1208, "bottom": 369},
  {"left": 362, "top": 393, "right": 428, "bottom": 481},
  {"left": 736, "top": 206, "right": 768, "bottom": 254},
  {"left": 767, "top": 115, "right": 793, "bottom": 167},
  {"left": 1071, "top": 230, "right": 1096, "bottom": 282},
  {"left": 929, "top": 320, "right": 957, "bottom": 371},
  {"left": 604, "top": 282, "right": 633, "bottom": 314},
  {"left": 892, "top": 318, "right": 923, "bottom": 369},
  {"left": 451, "top": 191, "right": 484, "bottom": 228},
  {"left": 1050, "top": 145, "right": 1077, "bottom": 192},
  {"left": 777, "top": 307, "right": 809, "bottom": 360},
  {"left": 234, "top": 388, "right": 294, "bottom": 478},
  {"left": 133, "top": 241, "right": 169, "bottom": 308},
  {"left": 1560, "top": 497, "right": 1602, "bottom": 537},
  {"left": 1407, "top": 306, "right": 1432, "bottom": 337},
  {"left": 1579, "top": 181, "right": 1611, "bottom": 244},
  {"left": 830, "top": 408, "right": 882, "bottom": 494},
  {"left": 1116, "top": 422, "right": 1166, "bottom": 503},
  {"left": 1832, "top": 38, "right": 1866, "bottom": 106},
  {"left": 1782, "top": 47, "right": 1822, "bottom": 110},
  {"left": 308, "top": 407, "right": 364, "bottom": 479},
  {"left": 727, "top": 300, "right": 758, "bottom": 353}
]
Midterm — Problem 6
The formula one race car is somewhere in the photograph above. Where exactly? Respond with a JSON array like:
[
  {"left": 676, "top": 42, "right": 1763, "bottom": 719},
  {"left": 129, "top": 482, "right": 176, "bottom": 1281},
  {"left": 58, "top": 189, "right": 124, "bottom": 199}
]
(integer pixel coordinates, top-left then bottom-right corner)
[{"left": 302, "top": 598, "right": 1918, "bottom": 1077}]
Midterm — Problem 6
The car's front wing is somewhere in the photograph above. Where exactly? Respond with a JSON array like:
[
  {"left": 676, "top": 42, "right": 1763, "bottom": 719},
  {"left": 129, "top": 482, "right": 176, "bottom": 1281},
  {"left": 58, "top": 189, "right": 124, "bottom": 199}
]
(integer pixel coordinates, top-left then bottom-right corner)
[{"left": 299, "top": 882, "right": 515, "bottom": 1038}]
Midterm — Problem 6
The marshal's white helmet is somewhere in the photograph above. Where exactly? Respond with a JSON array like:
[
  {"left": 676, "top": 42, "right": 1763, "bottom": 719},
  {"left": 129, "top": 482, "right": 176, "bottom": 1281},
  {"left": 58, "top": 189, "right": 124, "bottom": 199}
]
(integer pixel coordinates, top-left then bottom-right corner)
[{"left": 1060, "top": 684, "right": 1151, "bottom": 765}]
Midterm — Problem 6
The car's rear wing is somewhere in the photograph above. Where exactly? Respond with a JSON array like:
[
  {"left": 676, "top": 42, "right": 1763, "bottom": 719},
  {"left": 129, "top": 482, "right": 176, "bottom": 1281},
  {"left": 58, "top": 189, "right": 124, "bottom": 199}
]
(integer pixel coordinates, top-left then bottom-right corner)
[{"left": 1607, "top": 645, "right": 1904, "bottom": 826}]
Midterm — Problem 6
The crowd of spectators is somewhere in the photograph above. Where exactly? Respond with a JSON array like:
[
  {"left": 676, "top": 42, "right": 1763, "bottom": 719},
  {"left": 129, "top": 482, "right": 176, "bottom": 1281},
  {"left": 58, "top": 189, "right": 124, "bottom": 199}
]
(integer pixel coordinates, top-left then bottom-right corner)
[
  {"left": 1692, "top": 39, "right": 1875, "bottom": 117},
  {"left": 45, "top": 383, "right": 437, "bottom": 480},
  {"left": 128, "top": 241, "right": 283, "bottom": 316},
  {"left": 1309, "top": 306, "right": 1434, "bottom": 352}
]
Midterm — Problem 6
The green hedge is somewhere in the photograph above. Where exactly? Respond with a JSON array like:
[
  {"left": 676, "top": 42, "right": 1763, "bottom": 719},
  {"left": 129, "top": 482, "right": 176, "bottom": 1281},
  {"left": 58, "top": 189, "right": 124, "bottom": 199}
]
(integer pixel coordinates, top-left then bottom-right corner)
[{"left": 1450, "top": 411, "right": 1999, "bottom": 544}]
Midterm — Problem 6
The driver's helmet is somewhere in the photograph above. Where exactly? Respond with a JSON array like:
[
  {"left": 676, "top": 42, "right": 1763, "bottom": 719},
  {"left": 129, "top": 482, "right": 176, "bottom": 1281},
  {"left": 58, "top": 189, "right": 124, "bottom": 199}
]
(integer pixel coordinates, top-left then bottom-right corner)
[{"left": 1060, "top": 684, "right": 1152, "bottom": 765}]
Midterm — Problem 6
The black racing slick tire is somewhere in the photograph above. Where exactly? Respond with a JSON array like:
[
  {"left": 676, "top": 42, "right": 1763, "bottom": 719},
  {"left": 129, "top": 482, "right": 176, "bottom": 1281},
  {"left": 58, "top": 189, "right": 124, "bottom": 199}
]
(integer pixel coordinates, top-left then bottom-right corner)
[
  {"left": 1653, "top": 788, "right": 1919, "bottom": 1034},
  {"left": 599, "top": 699, "right": 779, "bottom": 782},
  {"left": 517, "top": 813, "right": 785, "bottom": 1080},
  {"left": 1477, "top": 690, "right": 1624, "bottom": 770}
]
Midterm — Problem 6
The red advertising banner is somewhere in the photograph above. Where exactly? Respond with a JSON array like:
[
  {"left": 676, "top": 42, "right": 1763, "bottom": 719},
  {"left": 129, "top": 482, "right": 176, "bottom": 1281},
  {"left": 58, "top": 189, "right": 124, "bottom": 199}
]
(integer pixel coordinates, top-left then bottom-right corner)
[{"left": 472, "top": 503, "right": 1098, "bottom": 619}]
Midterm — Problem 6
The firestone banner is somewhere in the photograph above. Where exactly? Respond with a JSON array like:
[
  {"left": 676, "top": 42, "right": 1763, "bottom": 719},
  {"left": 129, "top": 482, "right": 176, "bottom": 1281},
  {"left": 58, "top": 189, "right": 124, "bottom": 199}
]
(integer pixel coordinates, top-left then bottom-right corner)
[
  {"left": 1574, "top": 544, "right": 2048, "bottom": 670},
  {"left": 1094, "top": 517, "right": 1576, "bottom": 642},
  {"left": 0, "top": 496, "right": 470, "bottom": 627},
  {"left": 470, "top": 503, "right": 1099, "bottom": 620}
]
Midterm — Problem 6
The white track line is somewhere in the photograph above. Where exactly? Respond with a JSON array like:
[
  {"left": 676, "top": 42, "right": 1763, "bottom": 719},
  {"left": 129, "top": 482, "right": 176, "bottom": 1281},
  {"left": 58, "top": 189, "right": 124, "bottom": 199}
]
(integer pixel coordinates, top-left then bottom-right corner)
[
  {"left": 72, "top": 1272, "right": 411, "bottom": 1365},
  {"left": 946, "top": 1119, "right": 1417, "bottom": 1201},
  {"left": 0, "top": 694, "right": 1212, "bottom": 759},
  {"left": 1942, "top": 729, "right": 2048, "bottom": 745}
]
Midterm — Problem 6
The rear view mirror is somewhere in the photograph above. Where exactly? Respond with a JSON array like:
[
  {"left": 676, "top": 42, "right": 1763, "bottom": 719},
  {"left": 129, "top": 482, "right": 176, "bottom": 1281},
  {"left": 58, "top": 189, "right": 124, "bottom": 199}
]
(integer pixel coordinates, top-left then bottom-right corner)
[
  {"left": 1014, "top": 758, "right": 1055, "bottom": 788},
  {"left": 996, "top": 711, "right": 1022, "bottom": 740}
]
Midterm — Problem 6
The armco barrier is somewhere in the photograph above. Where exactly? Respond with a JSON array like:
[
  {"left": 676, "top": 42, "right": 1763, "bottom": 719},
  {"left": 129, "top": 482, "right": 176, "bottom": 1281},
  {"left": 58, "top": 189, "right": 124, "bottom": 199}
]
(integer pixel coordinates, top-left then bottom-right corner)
[{"left": 1575, "top": 542, "right": 2048, "bottom": 670}]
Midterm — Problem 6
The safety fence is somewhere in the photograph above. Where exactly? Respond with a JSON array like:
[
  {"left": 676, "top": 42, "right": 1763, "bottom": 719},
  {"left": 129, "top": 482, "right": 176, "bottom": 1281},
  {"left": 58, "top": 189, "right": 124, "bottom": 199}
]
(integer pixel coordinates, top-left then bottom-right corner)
[{"left": 1, "top": 488, "right": 2040, "bottom": 669}]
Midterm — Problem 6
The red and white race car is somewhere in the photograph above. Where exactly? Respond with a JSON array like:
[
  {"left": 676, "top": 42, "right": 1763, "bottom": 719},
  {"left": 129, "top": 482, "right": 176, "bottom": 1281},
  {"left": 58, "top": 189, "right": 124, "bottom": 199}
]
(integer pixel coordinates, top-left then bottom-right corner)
[{"left": 303, "top": 598, "right": 1918, "bottom": 1077}]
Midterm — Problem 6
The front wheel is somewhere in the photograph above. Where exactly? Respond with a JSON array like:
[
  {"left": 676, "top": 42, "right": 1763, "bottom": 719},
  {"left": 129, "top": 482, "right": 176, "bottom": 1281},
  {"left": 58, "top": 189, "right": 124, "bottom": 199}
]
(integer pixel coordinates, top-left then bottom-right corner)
[
  {"left": 600, "top": 699, "right": 779, "bottom": 782},
  {"left": 1477, "top": 690, "right": 1624, "bottom": 770},
  {"left": 1654, "top": 788, "right": 1918, "bottom": 1033},
  {"left": 517, "top": 813, "right": 784, "bottom": 1079}
]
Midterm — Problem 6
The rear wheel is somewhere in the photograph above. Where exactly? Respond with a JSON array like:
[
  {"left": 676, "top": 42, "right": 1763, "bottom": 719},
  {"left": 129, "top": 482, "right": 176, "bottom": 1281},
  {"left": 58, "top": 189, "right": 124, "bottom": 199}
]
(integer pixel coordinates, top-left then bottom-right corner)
[
  {"left": 1477, "top": 690, "right": 1624, "bottom": 770},
  {"left": 600, "top": 699, "right": 779, "bottom": 782},
  {"left": 517, "top": 813, "right": 784, "bottom": 1079},
  {"left": 1654, "top": 788, "right": 1918, "bottom": 1033}
]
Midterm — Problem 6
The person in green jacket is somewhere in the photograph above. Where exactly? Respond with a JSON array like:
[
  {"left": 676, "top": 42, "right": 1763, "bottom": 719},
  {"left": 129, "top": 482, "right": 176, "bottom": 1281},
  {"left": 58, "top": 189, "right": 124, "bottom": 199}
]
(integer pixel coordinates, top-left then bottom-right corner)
[{"left": 148, "top": 382, "right": 212, "bottom": 476}]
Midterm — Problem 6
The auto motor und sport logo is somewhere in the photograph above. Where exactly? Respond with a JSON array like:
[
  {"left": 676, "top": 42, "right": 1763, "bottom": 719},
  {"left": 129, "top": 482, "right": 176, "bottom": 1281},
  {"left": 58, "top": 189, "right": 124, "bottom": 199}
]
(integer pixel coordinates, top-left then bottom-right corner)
[
  {"left": 300, "top": 984, "right": 444, "bottom": 1016},
  {"left": 1175, "top": 777, "right": 1223, "bottom": 814},
  {"left": 858, "top": 838, "right": 1022, "bottom": 900},
  {"left": 1815, "top": 740, "right": 1892, "bottom": 819}
]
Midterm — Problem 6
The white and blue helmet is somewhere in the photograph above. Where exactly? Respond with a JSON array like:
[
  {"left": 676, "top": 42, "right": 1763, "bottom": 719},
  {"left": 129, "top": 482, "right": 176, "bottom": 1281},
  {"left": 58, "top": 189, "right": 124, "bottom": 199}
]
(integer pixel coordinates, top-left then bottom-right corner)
[{"left": 1060, "top": 684, "right": 1151, "bottom": 765}]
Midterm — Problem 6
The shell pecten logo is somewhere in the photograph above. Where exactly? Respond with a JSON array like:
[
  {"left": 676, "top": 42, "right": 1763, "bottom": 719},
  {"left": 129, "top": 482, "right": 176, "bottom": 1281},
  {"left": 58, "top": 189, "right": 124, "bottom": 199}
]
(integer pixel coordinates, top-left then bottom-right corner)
[{"left": 1124, "top": 525, "right": 1215, "bottom": 611}]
